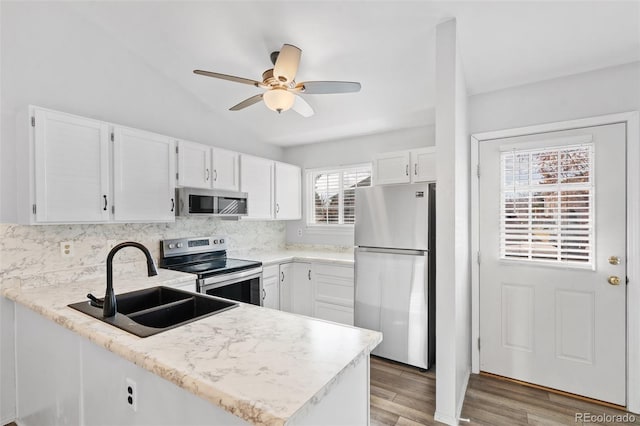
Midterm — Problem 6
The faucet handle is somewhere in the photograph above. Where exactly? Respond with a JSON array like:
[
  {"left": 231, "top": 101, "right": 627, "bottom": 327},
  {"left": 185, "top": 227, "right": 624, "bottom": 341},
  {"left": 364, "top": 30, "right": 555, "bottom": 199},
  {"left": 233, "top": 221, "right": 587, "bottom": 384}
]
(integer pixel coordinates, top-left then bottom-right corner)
[{"left": 87, "top": 293, "right": 104, "bottom": 308}]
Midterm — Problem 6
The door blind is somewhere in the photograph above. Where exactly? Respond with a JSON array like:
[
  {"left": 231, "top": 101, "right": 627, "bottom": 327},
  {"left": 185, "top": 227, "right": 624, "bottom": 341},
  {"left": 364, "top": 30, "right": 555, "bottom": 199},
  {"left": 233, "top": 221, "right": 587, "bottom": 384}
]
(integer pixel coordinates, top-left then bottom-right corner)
[{"left": 500, "top": 144, "right": 594, "bottom": 266}]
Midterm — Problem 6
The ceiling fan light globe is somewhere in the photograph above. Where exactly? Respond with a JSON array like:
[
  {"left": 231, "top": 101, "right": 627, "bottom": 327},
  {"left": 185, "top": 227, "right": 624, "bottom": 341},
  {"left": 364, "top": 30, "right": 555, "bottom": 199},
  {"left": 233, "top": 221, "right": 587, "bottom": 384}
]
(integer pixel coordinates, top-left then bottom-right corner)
[{"left": 263, "top": 88, "right": 295, "bottom": 113}]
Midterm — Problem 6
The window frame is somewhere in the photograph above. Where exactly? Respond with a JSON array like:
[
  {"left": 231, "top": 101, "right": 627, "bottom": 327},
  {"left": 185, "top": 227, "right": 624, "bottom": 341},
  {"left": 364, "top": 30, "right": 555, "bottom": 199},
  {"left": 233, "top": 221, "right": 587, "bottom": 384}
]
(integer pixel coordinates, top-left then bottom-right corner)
[{"left": 305, "top": 163, "right": 372, "bottom": 230}]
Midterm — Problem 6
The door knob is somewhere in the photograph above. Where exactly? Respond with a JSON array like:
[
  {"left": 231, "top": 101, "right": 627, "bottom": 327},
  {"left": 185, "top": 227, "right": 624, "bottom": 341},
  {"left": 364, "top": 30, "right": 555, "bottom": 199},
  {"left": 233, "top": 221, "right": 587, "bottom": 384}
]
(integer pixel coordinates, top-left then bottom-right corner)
[
  {"left": 608, "top": 276, "right": 621, "bottom": 286},
  {"left": 608, "top": 256, "right": 621, "bottom": 265}
]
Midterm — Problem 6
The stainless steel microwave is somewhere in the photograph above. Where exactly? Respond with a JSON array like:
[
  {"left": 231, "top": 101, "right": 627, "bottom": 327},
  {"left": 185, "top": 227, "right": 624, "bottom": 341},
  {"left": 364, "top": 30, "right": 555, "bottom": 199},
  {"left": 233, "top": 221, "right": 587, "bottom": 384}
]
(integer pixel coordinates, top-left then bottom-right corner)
[{"left": 176, "top": 188, "right": 248, "bottom": 217}]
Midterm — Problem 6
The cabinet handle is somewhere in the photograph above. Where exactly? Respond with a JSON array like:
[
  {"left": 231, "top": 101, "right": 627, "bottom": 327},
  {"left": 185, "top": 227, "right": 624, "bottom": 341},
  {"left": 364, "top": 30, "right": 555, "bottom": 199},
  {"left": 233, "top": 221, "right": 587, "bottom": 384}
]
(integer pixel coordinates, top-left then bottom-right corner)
[
  {"left": 103, "top": 195, "right": 108, "bottom": 211},
  {"left": 262, "top": 288, "right": 266, "bottom": 300},
  {"left": 276, "top": 203, "right": 280, "bottom": 214},
  {"left": 414, "top": 164, "right": 418, "bottom": 176},
  {"left": 308, "top": 270, "right": 311, "bottom": 280},
  {"left": 205, "top": 168, "right": 210, "bottom": 181},
  {"left": 281, "top": 271, "right": 284, "bottom": 282},
  {"left": 213, "top": 170, "right": 218, "bottom": 181},
  {"left": 405, "top": 165, "right": 409, "bottom": 176},
  {"left": 170, "top": 198, "right": 175, "bottom": 212}
]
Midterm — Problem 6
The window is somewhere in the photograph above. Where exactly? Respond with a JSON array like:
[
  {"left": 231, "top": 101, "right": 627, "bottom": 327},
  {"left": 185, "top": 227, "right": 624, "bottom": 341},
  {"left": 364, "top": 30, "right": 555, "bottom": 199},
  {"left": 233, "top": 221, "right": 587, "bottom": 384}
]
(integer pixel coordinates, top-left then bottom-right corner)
[
  {"left": 307, "top": 164, "right": 372, "bottom": 226},
  {"left": 500, "top": 143, "right": 594, "bottom": 266}
]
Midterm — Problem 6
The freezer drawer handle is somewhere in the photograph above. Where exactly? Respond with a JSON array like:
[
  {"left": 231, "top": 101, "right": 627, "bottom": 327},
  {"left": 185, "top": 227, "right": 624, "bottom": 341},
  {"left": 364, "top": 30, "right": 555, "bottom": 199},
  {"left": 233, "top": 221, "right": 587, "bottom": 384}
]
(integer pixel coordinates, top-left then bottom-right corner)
[{"left": 357, "top": 247, "right": 427, "bottom": 256}]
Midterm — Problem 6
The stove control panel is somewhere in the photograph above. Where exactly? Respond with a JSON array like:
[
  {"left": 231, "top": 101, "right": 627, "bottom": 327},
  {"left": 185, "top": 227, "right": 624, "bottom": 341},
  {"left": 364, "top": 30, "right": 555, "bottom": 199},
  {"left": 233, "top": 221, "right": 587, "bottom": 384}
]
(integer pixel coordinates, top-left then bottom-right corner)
[{"left": 161, "top": 236, "right": 228, "bottom": 258}]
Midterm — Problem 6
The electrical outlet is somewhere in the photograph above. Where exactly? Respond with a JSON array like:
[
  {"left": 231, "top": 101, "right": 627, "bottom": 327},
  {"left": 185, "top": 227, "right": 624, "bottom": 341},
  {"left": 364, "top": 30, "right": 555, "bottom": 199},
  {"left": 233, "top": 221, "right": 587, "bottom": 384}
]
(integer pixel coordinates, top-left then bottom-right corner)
[
  {"left": 60, "top": 241, "right": 74, "bottom": 257},
  {"left": 126, "top": 377, "right": 137, "bottom": 412},
  {"left": 297, "top": 228, "right": 303, "bottom": 237}
]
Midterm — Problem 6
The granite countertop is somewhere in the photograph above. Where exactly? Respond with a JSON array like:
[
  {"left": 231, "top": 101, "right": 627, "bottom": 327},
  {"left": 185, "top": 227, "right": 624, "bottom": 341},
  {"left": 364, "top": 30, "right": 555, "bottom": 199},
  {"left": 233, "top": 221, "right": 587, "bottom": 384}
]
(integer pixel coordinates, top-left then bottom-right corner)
[
  {"left": 2, "top": 269, "right": 381, "bottom": 426},
  {"left": 229, "top": 248, "right": 355, "bottom": 267}
]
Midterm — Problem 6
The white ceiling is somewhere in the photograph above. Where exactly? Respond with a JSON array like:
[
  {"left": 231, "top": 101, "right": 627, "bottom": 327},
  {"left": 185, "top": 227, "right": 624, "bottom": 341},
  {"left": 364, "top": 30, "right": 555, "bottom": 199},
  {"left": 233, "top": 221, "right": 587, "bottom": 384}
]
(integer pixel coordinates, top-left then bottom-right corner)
[{"left": 66, "top": 1, "right": 640, "bottom": 147}]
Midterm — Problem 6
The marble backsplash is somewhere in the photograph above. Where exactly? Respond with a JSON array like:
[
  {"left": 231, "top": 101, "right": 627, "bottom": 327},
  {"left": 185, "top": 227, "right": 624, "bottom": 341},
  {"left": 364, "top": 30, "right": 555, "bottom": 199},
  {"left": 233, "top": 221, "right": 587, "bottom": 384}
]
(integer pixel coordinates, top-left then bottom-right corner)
[{"left": 0, "top": 218, "right": 286, "bottom": 288}]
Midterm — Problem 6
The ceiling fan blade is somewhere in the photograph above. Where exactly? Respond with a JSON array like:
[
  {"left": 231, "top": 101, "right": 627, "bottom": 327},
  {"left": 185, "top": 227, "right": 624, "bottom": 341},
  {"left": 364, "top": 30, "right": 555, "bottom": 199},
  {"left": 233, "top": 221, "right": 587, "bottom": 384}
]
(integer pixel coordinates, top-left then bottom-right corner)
[
  {"left": 194, "top": 70, "right": 263, "bottom": 87},
  {"left": 295, "top": 81, "right": 361, "bottom": 94},
  {"left": 292, "top": 95, "right": 314, "bottom": 118},
  {"left": 273, "top": 44, "right": 301, "bottom": 83},
  {"left": 229, "top": 94, "right": 264, "bottom": 111}
]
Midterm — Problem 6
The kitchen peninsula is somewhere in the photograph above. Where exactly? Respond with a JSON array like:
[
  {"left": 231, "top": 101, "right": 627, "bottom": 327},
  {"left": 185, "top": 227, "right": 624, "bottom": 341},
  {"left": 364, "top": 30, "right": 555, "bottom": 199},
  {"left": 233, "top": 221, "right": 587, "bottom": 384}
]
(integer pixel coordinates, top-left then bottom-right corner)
[{"left": 1, "top": 269, "right": 382, "bottom": 426}]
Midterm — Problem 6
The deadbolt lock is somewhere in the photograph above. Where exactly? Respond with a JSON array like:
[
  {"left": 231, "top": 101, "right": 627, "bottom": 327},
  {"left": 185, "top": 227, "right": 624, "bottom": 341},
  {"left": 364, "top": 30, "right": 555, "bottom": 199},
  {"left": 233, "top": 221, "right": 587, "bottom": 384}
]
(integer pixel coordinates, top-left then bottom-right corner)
[
  {"left": 608, "top": 276, "right": 621, "bottom": 286},
  {"left": 608, "top": 256, "right": 621, "bottom": 265}
]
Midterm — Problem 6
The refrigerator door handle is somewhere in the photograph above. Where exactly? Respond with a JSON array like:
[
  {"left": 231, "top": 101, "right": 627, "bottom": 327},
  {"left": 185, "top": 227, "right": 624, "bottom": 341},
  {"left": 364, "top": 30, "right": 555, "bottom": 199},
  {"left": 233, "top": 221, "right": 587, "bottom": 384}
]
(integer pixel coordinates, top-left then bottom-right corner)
[{"left": 356, "top": 247, "right": 427, "bottom": 256}]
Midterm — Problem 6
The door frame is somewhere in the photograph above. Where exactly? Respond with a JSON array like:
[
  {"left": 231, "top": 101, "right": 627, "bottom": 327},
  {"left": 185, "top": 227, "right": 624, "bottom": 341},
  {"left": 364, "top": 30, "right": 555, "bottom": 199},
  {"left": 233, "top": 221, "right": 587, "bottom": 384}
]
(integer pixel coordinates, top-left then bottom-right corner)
[{"left": 470, "top": 111, "right": 640, "bottom": 412}]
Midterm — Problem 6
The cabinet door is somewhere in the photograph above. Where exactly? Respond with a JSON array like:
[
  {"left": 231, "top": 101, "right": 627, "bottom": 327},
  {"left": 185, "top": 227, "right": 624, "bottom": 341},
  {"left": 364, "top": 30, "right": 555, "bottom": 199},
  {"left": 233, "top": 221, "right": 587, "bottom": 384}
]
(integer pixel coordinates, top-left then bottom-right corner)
[
  {"left": 177, "top": 140, "right": 212, "bottom": 189},
  {"left": 279, "top": 263, "right": 293, "bottom": 313},
  {"left": 314, "top": 302, "right": 354, "bottom": 326},
  {"left": 211, "top": 148, "right": 239, "bottom": 191},
  {"left": 262, "top": 265, "right": 280, "bottom": 309},
  {"left": 374, "top": 151, "right": 411, "bottom": 185},
  {"left": 292, "top": 262, "right": 313, "bottom": 316},
  {"left": 411, "top": 147, "right": 436, "bottom": 183},
  {"left": 274, "top": 162, "right": 301, "bottom": 220},
  {"left": 240, "top": 155, "right": 274, "bottom": 219},
  {"left": 33, "top": 108, "right": 110, "bottom": 223},
  {"left": 113, "top": 127, "right": 175, "bottom": 222}
]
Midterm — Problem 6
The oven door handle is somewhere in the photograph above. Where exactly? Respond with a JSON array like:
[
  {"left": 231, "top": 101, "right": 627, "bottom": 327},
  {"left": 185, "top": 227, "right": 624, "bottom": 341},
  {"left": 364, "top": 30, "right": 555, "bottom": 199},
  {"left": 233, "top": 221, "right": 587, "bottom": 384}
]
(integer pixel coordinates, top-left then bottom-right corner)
[{"left": 199, "top": 267, "right": 263, "bottom": 287}]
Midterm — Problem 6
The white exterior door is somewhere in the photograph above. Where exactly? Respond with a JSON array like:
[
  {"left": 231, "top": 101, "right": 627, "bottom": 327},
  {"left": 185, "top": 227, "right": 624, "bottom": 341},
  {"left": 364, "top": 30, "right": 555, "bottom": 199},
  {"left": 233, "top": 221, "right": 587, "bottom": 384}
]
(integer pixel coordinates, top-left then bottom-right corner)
[
  {"left": 211, "top": 148, "right": 239, "bottom": 191},
  {"left": 113, "top": 127, "right": 175, "bottom": 222},
  {"left": 33, "top": 108, "right": 110, "bottom": 223},
  {"left": 479, "top": 123, "right": 626, "bottom": 405},
  {"left": 177, "top": 140, "right": 211, "bottom": 189}
]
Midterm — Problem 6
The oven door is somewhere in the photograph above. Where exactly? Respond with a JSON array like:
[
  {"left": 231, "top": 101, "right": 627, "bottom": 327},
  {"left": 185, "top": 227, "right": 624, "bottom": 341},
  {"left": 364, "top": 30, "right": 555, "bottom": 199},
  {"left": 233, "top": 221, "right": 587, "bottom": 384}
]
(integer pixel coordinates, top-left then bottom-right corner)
[{"left": 199, "top": 268, "right": 263, "bottom": 306}]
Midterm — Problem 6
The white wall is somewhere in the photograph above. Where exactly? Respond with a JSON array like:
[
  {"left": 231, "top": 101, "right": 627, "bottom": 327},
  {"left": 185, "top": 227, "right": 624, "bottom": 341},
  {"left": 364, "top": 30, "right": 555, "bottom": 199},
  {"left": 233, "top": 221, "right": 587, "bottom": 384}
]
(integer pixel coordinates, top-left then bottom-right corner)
[
  {"left": 0, "top": 2, "right": 283, "bottom": 223},
  {"left": 283, "top": 124, "right": 435, "bottom": 246},
  {"left": 434, "top": 19, "right": 470, "bottom": 426},
  {"left": 469, "top": 61, "right": 640, "bottom": 133}
]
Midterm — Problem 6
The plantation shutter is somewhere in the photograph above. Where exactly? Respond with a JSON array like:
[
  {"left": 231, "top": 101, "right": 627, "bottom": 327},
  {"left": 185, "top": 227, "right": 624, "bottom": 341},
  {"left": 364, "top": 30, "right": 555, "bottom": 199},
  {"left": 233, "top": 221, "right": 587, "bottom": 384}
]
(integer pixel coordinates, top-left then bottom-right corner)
[{"left": 500, "top": 144, "right": 594, "bottom": 266}]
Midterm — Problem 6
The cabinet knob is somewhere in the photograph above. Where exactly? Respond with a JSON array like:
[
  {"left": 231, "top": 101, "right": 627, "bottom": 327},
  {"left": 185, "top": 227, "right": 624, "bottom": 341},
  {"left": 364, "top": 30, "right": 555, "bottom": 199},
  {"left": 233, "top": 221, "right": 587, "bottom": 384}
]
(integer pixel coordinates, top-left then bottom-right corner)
[{"left": 405, "top": 165, "right": 409, "bottom": 176}]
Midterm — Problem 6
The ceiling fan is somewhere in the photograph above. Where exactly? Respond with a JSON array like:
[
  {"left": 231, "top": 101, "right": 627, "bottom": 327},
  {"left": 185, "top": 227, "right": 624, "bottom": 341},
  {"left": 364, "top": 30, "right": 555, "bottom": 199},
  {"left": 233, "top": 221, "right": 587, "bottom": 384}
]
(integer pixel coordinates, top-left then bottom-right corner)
[{"left": 193, "top": 44, "right": 361, "bottom": 117}]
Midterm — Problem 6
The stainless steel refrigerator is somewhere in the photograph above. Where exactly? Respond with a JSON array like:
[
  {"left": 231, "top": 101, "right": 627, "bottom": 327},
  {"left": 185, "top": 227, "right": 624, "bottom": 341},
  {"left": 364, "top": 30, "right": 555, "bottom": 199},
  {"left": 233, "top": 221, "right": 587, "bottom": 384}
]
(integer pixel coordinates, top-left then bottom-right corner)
[{"left": 354, "top": 183, "right": 435, "bottom": 369}]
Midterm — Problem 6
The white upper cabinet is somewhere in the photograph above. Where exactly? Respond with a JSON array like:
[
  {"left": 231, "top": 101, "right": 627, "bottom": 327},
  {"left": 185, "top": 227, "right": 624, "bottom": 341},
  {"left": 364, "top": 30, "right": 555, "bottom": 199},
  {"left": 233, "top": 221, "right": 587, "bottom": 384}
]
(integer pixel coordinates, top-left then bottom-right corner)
[
  {"left": 112, "top": 126, "right": 175, "bottom": 222},
  {"left": 274, "top": 162, "right": 301, "bottom": 220},
  {"left": 32, "top": 108, "right": 111, "bottom": 223},
  {"left": 411, "top": 147, "right": 437, "bottom": 183},
  {"left": 211, "top": 148, "right": 240, "bottom": 191},
  {"left": 374, "top": 151, "right": 411, "bottom": 185},
  {"left": 240, "top": 154, "right": 274, "bottom": 219},
  {"left": 177, "top": 140, "right": 211, "bottom": 189},
  {"left": 374, "top": 148, "right": 436, "bottom": 185}
]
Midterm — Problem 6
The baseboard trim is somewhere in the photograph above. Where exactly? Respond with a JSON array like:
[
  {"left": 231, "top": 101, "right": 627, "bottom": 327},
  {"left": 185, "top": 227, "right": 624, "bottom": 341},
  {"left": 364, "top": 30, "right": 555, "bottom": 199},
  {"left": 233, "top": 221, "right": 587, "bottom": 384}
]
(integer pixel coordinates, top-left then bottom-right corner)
[{"left": 480, "top": 371, "right": 626, "bottom": 411}]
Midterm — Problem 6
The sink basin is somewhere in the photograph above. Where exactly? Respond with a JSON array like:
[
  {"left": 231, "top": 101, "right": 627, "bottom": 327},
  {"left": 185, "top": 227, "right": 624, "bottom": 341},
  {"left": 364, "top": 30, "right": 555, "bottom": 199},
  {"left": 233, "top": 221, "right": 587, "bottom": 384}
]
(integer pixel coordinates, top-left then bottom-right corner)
[{"left": 68, "top": 286, "right": 237, "bottom": 337}]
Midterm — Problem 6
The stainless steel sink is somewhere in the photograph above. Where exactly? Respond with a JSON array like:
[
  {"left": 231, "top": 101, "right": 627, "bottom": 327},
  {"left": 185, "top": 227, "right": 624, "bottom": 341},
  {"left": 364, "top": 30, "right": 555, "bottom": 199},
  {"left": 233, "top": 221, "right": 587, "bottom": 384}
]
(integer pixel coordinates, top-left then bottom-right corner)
[{"left": 68, "top": 286, "right": 237, "bottom": 337}]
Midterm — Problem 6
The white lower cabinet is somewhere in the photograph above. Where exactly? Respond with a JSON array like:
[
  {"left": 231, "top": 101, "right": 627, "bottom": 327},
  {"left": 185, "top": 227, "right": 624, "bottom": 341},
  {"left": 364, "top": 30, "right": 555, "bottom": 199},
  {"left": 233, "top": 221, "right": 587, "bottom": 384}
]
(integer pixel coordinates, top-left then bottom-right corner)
[
  {"left": 275, "top": 261, "right": 354, "bottom": 325},
  {"left": 262, "top": 265, "right": 280, "bottom": 309},
  {"left": 279, "top": 262, "right": 312, "bottom": 316},
  {"left": 313, "top": 264, "right": 354, "bottom": 326}
]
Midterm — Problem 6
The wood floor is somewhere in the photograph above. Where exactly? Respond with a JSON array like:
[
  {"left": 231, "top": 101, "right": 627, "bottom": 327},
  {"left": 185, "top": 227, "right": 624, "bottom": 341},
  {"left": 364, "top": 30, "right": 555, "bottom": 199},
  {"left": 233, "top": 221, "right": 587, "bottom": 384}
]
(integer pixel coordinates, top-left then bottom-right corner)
[{"left": 370, "top": 356, "right": 640, "bottom": 426}]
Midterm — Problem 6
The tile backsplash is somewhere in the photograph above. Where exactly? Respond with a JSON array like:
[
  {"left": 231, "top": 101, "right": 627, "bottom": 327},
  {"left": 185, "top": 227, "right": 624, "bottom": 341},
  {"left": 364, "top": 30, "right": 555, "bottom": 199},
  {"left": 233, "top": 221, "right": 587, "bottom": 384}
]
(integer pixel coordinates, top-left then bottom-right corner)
[{"left": 0, "top": 218, "right": 285, "bottom": 287}]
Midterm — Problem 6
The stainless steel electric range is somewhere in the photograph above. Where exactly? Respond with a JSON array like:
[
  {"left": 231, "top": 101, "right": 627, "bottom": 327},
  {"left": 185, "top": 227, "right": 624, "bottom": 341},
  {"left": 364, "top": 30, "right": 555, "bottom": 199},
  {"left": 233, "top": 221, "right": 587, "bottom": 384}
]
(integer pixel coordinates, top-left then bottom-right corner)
[{"left": 159, "top": 236, "right": 263, "bottom": 306}]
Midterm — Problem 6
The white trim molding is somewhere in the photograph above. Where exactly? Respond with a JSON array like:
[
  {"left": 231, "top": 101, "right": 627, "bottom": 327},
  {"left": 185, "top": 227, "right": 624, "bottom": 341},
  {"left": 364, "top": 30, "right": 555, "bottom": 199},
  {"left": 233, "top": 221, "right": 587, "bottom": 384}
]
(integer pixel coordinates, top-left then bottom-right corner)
[{"left": 470, "top": 111, "right": 640, "bottom": 414}]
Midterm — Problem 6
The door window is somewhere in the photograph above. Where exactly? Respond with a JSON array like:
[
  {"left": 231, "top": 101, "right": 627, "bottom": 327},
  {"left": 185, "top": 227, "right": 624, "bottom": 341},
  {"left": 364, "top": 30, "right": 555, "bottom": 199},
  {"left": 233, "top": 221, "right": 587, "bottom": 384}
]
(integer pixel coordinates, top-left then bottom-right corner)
[{"left": 500, "top": 144, "right": 594, "bottom": 267}]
